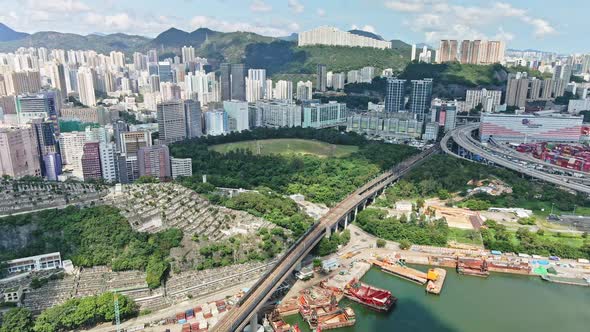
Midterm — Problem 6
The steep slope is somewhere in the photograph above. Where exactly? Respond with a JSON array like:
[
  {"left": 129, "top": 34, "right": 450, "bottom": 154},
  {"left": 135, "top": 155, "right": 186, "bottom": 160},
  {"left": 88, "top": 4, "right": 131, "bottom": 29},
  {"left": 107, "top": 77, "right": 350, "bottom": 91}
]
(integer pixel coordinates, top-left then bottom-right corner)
[{"left": 0, "top": 23, "right": 28, "bottom": 42}]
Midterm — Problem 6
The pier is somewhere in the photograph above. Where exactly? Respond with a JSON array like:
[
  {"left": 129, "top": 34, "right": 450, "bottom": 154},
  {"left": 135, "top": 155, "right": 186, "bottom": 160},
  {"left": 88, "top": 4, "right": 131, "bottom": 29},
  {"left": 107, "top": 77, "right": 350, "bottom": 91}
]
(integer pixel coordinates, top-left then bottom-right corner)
[{"left": 368, "top": 259, "right": 428, "bottom": 285}]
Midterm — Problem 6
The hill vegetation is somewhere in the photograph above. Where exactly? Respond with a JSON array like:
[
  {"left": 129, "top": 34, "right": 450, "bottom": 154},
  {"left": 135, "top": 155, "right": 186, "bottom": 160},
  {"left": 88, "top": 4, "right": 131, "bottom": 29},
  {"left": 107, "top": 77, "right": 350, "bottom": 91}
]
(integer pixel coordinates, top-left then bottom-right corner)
[
  {"left": 171, "top": 127, "right": 417, "bottom": 206},
  {"left": 0, "top": 31, "right": 150, "bottom": 54},
  {"left": 0, "top": 206, "right": 182, "bottom": 288},
  {"left": 0, "top": 293, "right": 136, "bottom": 332},
  {"left": 0, "top": 25, "right": 410, "bottom": 77}
]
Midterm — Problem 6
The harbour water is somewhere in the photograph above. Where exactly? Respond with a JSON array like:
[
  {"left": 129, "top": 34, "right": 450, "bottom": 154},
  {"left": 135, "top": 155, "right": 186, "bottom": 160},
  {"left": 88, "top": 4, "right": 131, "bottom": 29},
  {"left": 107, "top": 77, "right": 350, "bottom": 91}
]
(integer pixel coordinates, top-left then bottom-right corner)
[{"left": 284, "top": 266, "right": 590, "bottom": 332}]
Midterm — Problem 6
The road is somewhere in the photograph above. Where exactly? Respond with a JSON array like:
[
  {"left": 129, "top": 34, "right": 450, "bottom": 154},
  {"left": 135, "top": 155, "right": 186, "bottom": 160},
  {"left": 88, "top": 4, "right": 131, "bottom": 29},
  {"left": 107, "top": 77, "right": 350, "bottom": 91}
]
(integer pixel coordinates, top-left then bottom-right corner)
[
  {"left": 442, "top": 124, "right": 590, "bottom": 194},
  {"left": 211, "top": 146, "right": 439, "bottom": 332}
]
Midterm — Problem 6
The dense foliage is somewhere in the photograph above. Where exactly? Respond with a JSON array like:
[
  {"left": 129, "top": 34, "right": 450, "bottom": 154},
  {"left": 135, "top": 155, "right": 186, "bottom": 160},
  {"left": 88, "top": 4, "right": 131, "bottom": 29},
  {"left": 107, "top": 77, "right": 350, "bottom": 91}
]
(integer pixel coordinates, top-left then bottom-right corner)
[
  {"left": 0, "top": 206, "right": 182, "bottom": 288},
  {"left": 171, "top": 128, "right": 417, "bottom": 205},
  {"left": 244, "top": 42, "right": 410, "bottom": 76},
  {"left": 400, "top": 62, "right": 505, "bottom": 87},
  {"left": 33, "top": 293, "right": 136, "bottom": 332},
  {"left": 356, "top": 208, "right": 449, "bottom": 246},
  {"left": 217, "top": 190, "right": 314, "bottom": 237},
  {"left": 314, "top": 230, "right": 351, "bottom": 256},
  {"left": 196, "top": 228, "right": 288, "bottom": 269},
  {"left": 0, "top": 308, "right": 33, "bottom": 332},
  {"left": 482, "top": 221, "right": 590, "bottom": 260},
  {"left": 396, "top": 155, "right": 590, "bottom": 214}
]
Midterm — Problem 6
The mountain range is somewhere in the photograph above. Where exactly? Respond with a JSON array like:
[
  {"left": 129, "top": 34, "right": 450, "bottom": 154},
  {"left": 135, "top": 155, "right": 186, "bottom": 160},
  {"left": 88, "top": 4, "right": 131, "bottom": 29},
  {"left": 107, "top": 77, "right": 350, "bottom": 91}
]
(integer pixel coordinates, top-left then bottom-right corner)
[
  {"left": 0, "top": 23, "right": 411, "bottom": 79},
  {"left": 0, "top": 23, "right": 29, "bottom": 42}
]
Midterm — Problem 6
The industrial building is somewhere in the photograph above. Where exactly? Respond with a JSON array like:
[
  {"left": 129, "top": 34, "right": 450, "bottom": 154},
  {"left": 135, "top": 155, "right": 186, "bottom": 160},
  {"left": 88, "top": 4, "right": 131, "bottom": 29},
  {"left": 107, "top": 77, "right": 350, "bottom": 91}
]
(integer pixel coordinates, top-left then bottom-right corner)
[{"left": 480, "top": 113, "right": 583, "bottom": 143}]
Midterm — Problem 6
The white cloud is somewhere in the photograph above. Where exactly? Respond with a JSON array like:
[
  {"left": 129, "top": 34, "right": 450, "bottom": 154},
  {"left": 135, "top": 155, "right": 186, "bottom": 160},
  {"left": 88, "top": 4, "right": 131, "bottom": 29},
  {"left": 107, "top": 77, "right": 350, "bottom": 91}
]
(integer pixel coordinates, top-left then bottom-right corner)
[
  {"left": 190, "top": 15, "right": 297, "bottom": 37},
  {"left": 25, "top": 0, "right": 91, "bottom": 13},
  {"left": 316, "top": 8, "right": 326, "bottom": 17},
  {"left": 387, "top": 0, "right": 556, "bottom": 42},
  {"left": 522, "top": 17, "right": 556, "bottom": 38},
  {"left": 384, "top": 0, "right": 427, "bottom": 13},
  {"left": 288, "top": 0, "right": 304, "bottom": 14},
  {"left": 250, "top": 0, "right": 272, "bottom": 13},
  {"left": 351, "top": 25, "right": 378, "bottom": 34}
]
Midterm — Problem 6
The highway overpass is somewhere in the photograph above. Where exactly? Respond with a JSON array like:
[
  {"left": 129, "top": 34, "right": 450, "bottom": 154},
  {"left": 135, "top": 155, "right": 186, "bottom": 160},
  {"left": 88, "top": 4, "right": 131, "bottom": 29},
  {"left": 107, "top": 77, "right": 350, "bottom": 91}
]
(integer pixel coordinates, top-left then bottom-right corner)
[
  {"left": 211, "top": 145, "right": 440, "bottom": 332},
  {"left": 442, "top": 124, "right": 590, "bottom": 194}
]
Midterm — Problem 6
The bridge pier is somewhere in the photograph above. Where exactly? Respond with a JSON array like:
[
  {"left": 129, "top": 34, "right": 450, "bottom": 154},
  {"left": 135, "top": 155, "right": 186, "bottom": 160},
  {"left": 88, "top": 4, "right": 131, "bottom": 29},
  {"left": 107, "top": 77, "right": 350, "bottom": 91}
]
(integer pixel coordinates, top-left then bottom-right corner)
[
  {"left": 344, "top": 214, "right": 349, "bottom": 229},
  {"left": 325, "top": 225, "right": 331, "bottom": 238},
  {"left": 249, "top": 312, "right": 258, "bottom": 332}
]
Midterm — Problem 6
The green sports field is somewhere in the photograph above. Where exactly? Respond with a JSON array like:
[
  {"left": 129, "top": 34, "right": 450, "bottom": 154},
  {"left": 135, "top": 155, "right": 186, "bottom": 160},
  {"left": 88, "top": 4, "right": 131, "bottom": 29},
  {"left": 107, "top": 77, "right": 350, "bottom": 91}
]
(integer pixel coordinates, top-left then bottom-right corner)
[{"left": 209, "top": 138, "right": 359, "bottom": 157}]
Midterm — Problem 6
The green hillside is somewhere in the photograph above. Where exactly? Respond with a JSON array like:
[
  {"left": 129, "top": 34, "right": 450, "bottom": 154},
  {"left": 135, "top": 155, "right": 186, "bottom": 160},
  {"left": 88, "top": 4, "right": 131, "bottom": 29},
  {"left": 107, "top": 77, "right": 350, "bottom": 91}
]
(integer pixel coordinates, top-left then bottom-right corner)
[
  {"left": 0, "top": 27, "right": 412, "bottom": 77},
  {"left": 0, "top": 32, "right": 150, "bottom": 54},
  {"left": 244, "top": 42, "right": 411, "bottom": 78},
  {"left": 400, "top": 62, "right": 508, "bottom": 87}
]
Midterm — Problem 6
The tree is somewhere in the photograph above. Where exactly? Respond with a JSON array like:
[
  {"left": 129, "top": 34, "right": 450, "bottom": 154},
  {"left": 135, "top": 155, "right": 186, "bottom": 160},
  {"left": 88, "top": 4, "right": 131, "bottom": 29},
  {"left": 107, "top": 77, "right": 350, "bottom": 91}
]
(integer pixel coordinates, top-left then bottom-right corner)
[
  {"left": 312, "top": 258, "right": 322, "bottom": 268},
  {"left": 416, "top": 198, "right": 425, "bottom": 210},
  {"left": 376, "top": 239, "right": 386, "bottom": 248},
  {"left": 399, "top": 239, "right": 412, "bottom": 250},
  {"left": 0, "top": 308, "right": 34, "bottom": 332}
]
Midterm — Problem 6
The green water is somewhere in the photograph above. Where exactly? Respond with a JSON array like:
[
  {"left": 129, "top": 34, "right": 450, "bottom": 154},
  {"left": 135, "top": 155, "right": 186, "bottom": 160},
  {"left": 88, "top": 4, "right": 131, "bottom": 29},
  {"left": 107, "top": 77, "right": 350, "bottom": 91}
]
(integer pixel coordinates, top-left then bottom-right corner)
[{"left": 284, "top": 266, "right": 590, "bottom": 332}]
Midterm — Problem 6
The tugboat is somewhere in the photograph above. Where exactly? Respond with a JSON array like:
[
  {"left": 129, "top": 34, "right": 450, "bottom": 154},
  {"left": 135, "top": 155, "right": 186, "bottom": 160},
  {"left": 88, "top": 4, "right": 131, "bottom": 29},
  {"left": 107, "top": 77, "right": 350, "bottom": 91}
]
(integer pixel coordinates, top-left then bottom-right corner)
[{"left": 343, "top": 279, "right": 396, "bottom": 312}]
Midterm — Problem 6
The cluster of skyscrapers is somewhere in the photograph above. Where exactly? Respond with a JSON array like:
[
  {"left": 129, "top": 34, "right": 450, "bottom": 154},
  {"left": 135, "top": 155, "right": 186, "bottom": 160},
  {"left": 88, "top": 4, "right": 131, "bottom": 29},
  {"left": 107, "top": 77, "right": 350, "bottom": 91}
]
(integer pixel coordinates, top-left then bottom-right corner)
[{"left": 437, "top": 39, "right": 506, "bottom": 65}]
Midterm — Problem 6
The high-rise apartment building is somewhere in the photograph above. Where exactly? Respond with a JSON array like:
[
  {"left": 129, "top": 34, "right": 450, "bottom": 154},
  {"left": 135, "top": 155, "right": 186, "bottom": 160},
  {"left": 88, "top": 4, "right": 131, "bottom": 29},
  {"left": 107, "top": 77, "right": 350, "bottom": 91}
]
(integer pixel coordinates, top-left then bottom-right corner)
[
  {"left": 81, "top": 142, "right": 102, "bottom": 181},
  {"left": 255, "top": 100, "right": 302, "bottom": 128},
  {"left": 332, "top": 73, "right": 346, "bottom": 90},
  {"left": 230, "top": 63, "right": 246, "bottom": 101},
  {"left": 76, "top": 67, "right": 96, "bottom": 107},
  {"left": 184, "top": 99, "right": 202, "bottom": 139},
  {"left": 409, "top": 79, "right": 433, "bottom": 121},
  {"left": 7, "top": 71, "right": 42, "bottom": 95},
  {"left": 296, "top": 81, "right": 313, "bottom": 101},
  {"left": 506, "top": 73, "right": 530, "bottom": 107},
  {"left": 553, "top": 64, "right": 572, "bottom": 82},
  {"left": 121, "top": 131, "right": 152, "bottom": 157},
  {"left": 157, "top": 100, "right": 187, "bottom": 144},
  {"left": 360, "top": 67, "right": 375, "bottom": 83},
  {"left": 138, "top": 145, "right": 171, "bottom": 181},
  {"left": 441, "top": 40, "right": 505, "bottom": 64},
  {"left": 317, "top": 64, "right": 327, "bottom": 92},
  {"left": 298, "top": 27, "right": 391, "bottom": 49},
  {"left": 0, "top": 127, "right": 41, "bottom": 178},
  {"left": 224, "top": 100, "right": 249, "bottom": 132},
  {"left": 245, "top": 69, "right": 267, "bottom": 103},
  {"left": 273, "top": 80, "right": 293, "bottom": 101},
  {"left": 220, "top": 63, "right": 231, "bottom": 101},
  {"left": 465, "top": 89, "right": 502, "bottom": 113},
  {"left": 171, "top": 157, "right": 192, "bottom": 179},
  {"left": 158, "top": 61, "right": 173, "bottom": 83},
  {"left": 302, "top": 102, "right": 347, "bottom": 128},
  {"left": 204, "top": 110, "right": 228, "bottom": 136},
  {"left": 59, "top": 131, "right": 86, "bottom": 178},
  {"left": 181, "top": 46, "right": 196, "bottom": 64},
  {"left": 385, "top": 77, "right": 405, "bottom": 113},
  {"left": 99, "top": 142, "right": 118, "bottom": 182},
  {"left": 438, "top": 40, "right": 459, "bottom": 63}
]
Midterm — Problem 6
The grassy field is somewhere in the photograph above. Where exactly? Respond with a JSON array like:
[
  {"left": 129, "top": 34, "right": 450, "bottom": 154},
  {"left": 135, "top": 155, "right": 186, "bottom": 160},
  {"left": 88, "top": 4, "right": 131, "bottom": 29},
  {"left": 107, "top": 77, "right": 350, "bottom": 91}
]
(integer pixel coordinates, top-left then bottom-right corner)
[
  {"left": 448, "top": 228, "right": 483, "bottom": 246},
  {"left": 210, "top": 139, "right": 359, "bottom": 157}
]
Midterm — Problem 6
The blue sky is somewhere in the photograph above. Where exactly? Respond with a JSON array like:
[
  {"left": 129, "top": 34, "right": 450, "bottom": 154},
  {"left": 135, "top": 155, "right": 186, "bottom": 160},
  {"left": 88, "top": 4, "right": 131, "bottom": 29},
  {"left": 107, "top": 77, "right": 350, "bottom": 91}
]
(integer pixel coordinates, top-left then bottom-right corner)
[{"left": 0, "top": 0, "right": 586, "bottom": 53}]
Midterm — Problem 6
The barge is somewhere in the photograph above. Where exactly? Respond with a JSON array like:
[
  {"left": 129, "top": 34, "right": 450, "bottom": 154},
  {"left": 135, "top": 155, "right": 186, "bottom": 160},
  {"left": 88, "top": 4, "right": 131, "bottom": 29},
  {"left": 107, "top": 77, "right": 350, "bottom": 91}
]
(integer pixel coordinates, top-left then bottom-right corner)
[{"left": 343, "top": 279, "right": 396, "bottom": 312}]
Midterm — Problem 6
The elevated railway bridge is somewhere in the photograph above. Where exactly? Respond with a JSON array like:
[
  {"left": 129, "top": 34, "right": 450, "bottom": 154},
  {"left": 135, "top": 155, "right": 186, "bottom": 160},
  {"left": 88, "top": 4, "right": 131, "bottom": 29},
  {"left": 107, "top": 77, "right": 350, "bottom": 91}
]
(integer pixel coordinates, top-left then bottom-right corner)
[{"left": 212, "top": 145, "right": 440, "bottom": 332}]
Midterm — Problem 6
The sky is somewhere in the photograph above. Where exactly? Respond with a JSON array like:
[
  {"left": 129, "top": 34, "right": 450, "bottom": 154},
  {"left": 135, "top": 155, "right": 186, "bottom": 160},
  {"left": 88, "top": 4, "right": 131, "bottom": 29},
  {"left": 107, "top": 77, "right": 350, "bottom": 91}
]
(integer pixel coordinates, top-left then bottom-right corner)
[{"left": 0, "top": 0, "right": 586, "bottom": 54}]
